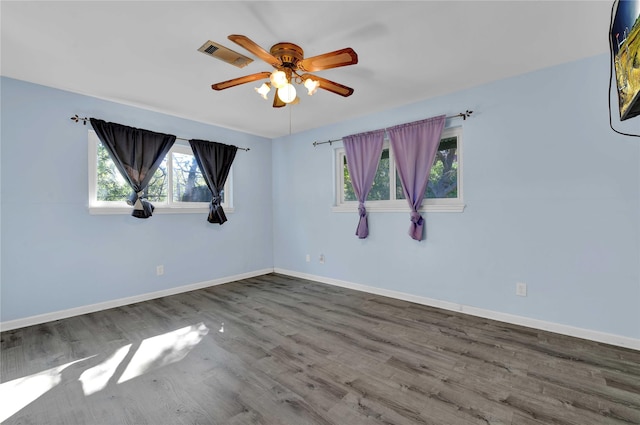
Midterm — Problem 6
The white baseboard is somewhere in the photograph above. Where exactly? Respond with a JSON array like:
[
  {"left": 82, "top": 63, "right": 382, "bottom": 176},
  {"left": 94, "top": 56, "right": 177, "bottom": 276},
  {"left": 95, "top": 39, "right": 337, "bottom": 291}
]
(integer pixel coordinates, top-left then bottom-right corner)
[
  {"left": 5, "top": 267, "right": 638, "bottom": 351},
  {"left": 274, "top": 268, "right": 640, "bottom": 351},
  {"left": 0, "top": 268, "right": 274, "bottom": 332}
]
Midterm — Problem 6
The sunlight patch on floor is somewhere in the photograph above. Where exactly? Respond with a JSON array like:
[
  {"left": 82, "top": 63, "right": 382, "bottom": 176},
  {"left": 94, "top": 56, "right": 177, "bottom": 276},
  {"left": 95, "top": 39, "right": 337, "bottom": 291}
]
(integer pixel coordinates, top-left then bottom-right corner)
[
  {"left": 79, "top": 344, "right": 131, "bottom": 396},
  {"left": 117, "top": 322, "right": 209, "bottom": 383},
  {"left": 0, "top": 356, "right": 94, "bottom": 423},
  {"left": 1, "top": 322, "right": 209, "bottom": 422}
]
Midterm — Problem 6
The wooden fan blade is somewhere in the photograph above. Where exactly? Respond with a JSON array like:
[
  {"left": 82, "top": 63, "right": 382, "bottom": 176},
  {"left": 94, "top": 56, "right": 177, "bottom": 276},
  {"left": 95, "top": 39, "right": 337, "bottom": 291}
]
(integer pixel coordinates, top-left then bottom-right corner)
[
  {"left": 298, "top": 48, "right": 358, "bottom": 72},
  {"left": 211, "top": 72, "right": 271, "bottom": 91},
  {"left": 273, "top": 89, "right": 286, "bottom": 108},
  {"left": 228, "top": 34, "right": 281, "bottom": 67},
  {"left": 301, "top": 74, "right": 354, "bottom": 97}
]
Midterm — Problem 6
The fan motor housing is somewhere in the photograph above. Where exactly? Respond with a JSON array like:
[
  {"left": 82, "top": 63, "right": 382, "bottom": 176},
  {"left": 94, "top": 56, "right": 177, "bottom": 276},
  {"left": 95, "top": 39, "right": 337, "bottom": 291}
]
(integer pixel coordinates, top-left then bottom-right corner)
[{"left": 270, "top": 43, "right": 304, "bottom": 67}]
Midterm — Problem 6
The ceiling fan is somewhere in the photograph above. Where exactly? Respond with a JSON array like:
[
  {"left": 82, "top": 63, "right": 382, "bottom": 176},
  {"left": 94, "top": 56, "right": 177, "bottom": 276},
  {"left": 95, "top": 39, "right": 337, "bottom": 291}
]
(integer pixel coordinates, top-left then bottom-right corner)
[{"left": 211, "top": 35, "right": 358, "bottom": 108}]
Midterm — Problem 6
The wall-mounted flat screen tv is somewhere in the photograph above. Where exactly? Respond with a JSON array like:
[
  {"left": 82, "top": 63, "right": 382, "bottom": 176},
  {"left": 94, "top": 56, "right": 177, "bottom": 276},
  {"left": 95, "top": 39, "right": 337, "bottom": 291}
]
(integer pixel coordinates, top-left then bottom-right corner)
[{"left": 611, "top": 0, "right": 640, "bottom": 120}]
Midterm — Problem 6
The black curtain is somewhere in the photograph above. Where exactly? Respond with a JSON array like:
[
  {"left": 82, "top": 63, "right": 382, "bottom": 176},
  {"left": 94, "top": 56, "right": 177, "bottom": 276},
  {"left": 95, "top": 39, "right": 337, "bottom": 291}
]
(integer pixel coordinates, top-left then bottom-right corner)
[
  {"left": 90, "top": 118, "right": 176, "bottom": 218},
  {"left": 189, "top": 139, "right": 237, "bottom": 225}
]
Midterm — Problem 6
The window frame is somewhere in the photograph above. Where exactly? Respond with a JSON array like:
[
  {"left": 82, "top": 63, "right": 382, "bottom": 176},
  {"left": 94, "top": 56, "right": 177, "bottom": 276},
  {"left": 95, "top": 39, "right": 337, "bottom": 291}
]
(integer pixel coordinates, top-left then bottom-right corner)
[
  {"left": 88, "top": 130, "right": 233, "bottom": 215},
  {"left": 333, "top": 126, "right": 464, "bottom": 213}
]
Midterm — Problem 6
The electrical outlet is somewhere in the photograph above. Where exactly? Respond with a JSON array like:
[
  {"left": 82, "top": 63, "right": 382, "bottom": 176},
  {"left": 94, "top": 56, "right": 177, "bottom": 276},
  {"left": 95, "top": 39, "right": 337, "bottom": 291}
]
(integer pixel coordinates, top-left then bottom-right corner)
[
  {"left": 516, "top": 282, "right": 527, "bottom": 297},
  {"left": 305, "top": 254, "right": 311, "bottom": 262},
  {"left": 156, "top": 265, "right": 164, "bottom": 276},
  {"left": 319, "top": 254, "right": 325, "bottom": 264}
]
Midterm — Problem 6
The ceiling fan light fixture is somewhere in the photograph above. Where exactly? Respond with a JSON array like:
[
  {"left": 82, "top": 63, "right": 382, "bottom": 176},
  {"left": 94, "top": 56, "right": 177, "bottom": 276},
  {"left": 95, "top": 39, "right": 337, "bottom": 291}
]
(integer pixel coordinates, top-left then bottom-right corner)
[
  {"left": 304, "top": 78, "right": 320, "bottom": 95},
  {"left": 211, "top": 35, "right": 358, "bottom": 108},
  {"left": 255, "top": 82, "right": 271, "bottom": 99},
  {"left": 277, "top": 83, "right": 297, "bottom": 104},
  {"left": 270, "top": 70, "right": 288, "bottom": 89}
]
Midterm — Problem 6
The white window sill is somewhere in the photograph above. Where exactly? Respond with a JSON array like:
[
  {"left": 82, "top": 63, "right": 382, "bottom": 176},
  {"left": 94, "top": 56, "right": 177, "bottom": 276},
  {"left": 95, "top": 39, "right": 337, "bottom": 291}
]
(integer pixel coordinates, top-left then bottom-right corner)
[
  {"left": 332, "top": 201, "right": 465, "bottom": 213},
  {"left": 89, "top": 206, "right": 234, "bottom": 215}
]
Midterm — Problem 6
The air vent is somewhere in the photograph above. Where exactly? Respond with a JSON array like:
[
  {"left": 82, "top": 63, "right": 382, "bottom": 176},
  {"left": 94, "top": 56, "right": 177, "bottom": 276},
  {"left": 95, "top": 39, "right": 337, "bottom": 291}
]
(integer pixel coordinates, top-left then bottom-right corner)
[
  {"left": 197, "top": 40, "right": 253, "bottom": 68},
  {"left": 204, "top": 45, "right": 218, "bottom": 55}
]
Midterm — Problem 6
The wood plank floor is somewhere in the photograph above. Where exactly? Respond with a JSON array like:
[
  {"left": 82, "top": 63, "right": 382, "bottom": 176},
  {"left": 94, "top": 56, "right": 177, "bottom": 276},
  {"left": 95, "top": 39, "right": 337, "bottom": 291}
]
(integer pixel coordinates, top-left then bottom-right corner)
[{"left": 1, "top": 273, "right": 639, "bottom": 424}]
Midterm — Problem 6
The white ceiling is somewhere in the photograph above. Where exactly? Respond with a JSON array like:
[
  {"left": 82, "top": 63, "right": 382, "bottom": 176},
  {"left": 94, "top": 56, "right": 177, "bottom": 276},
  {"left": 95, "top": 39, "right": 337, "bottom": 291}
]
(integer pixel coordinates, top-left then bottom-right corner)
[{"left": 1, "top": 1, "right": 612, "bottom": 138}]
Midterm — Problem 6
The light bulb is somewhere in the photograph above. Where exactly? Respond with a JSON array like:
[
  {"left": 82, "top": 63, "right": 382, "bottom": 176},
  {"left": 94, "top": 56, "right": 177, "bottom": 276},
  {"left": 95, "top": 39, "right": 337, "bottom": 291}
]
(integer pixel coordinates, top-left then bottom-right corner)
[
  {"left": 277, "top": 83, "right": 297, "bottom": 103},
  {"left": 270, "top": 71, "right": 288, "bottom": 89},
  {"left": 304, "top": 78, "right": 320, "bottom": 95},
  {"left": 254, "top": 83, "right": 270, "bottom": 100}
]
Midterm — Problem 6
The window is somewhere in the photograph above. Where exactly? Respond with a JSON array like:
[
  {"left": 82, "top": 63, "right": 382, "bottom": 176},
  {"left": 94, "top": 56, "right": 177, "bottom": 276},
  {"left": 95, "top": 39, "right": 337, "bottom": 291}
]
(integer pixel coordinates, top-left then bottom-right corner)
[
  {"left": 335, "top": 126, "right": 464, "bottom": 212},
  {"left": 88, "top": 131, "right": 232, "bottom": 214}
]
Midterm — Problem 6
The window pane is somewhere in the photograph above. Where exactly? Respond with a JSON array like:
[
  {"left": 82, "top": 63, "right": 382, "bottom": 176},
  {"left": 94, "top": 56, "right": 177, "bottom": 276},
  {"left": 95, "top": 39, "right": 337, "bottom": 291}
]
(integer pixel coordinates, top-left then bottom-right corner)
[
  {"left": 172, "top": 152, "right": 213, "bottom": 203},
  {"left": 396, "top": 137, "right": 458, "bottom": 199},
  {"left": 146, "top": 159, "right": 168, "bottom": 203},
  {"left": 343, "top": 149, "right": 391, "bottom": 202},
  {"left": 96, "top": 142, "right": 167, "bottom": 202},
  {"left": 428, "top": 137, "right": 457, "bottom": 199},
  {"left": 368, "top": 149, "right": 390, "bottom": 200},
  {"left": 343, "top": 155, "right": 357, "bottom": 201},
  {"left": 96, "top": 143, "right": 129, "bottom": 201}
]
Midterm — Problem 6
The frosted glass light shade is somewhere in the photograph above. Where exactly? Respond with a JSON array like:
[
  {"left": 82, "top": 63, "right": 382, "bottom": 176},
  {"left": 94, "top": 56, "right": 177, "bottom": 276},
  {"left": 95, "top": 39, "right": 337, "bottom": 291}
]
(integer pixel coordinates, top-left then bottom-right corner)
[
  {"left": 277, "top": 83, "right": 297, "bottom": 103},
  {"left": 304, "top": 78, "right": 319, "bottom": 95},
  {"left": 255, "top": 83, "right": 270, "bottom": 99},
  {"left": 269, "top": 71, "right": 288, "bottom": 89}
]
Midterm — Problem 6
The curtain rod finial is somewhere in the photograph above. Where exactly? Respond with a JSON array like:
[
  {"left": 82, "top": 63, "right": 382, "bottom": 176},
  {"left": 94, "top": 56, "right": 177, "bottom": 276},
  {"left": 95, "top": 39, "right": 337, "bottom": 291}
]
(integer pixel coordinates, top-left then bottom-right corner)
[{"left": 71, "top": 114, "right": 88, "bottom": 125}]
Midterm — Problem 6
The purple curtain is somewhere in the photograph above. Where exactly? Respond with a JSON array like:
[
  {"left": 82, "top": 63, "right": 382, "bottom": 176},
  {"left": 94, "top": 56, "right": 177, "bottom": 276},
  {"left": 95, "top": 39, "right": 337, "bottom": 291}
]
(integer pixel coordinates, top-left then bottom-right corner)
[
  {"left": 90, "top": 118, "right": 176, "bottom": 219},
  {"left": 388, "top": 115, "right": 446, "bottom": 241},
  {"left": 343, "top": 129, "right": 385, "bottom": 238}
]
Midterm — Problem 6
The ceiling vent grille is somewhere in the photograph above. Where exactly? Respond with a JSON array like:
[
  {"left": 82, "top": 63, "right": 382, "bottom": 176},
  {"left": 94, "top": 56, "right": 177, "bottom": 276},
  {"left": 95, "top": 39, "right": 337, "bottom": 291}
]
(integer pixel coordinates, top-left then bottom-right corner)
[{"left": 198, "top": 40, "right": 253, "bottom": 68}]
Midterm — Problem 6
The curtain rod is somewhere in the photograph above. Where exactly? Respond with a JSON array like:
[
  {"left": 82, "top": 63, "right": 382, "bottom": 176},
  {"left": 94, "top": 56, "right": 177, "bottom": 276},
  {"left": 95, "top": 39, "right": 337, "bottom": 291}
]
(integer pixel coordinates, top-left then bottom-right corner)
[
  {"left": 312, "top": 110, "right": 473, "bottom": 147},
  {"left": 70, "top": 115, "right": 250, "bottom": 151}
]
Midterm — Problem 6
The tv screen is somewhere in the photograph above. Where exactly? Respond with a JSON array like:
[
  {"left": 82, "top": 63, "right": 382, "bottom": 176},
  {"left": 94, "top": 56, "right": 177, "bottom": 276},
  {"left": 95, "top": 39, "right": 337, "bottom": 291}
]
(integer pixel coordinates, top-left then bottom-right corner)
[{"left": 611, "top": 0, "right": 640, "bottom": 120}]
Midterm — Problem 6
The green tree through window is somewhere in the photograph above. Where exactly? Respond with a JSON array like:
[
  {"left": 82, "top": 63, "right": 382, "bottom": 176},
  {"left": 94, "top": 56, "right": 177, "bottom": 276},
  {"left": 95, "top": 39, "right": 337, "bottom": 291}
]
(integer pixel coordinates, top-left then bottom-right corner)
[
  {"left": 90, "top": 132, "right": 232, "bottom": 212},
  {"left": 343, "top": 137, "right": 458, "bottom": 202},
  {"left": 395, "top": 137, "right": 458, "bottom": 200},
  {"left": 96, "top": 142, "right": 167, "bottom": 202}
]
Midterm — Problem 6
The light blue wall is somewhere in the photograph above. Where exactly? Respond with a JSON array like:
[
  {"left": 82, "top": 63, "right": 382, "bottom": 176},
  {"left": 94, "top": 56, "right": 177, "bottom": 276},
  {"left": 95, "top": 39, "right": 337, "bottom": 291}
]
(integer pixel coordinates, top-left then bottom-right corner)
[
  {"left": 1, "top": 77, "right": 273, "bottom": 322},
  {"left": 272, "top": 54, "right": 640, "bottom": 339},
  {"left": 2, "top": 53, "right": 639, "bottom": 340}
]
